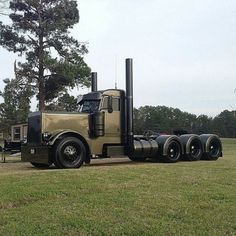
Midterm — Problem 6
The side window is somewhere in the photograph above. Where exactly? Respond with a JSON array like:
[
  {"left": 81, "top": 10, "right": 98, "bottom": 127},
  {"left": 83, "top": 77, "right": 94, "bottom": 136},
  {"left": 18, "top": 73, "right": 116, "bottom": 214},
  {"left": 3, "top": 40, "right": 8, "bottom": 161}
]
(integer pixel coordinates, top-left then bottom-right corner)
[
  {"left": 101, "top": 96, "right": 109, "bottom": 109},
  {"left": 101, "top": 96, "right": 120, "bottom": 111},
  {"left": 113, "top": 98, "right": 120, "bottom": 111},
  {"left": 79, "top": 100, "right": 100, "bottom": 113}
]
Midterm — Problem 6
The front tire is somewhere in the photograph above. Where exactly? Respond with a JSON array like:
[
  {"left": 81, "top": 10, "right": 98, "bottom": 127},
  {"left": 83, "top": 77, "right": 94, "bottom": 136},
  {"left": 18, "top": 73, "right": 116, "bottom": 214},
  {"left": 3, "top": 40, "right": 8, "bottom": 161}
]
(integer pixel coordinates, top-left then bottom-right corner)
[{"left": 54, "top": 137, "right": 86, "bottom": 169}]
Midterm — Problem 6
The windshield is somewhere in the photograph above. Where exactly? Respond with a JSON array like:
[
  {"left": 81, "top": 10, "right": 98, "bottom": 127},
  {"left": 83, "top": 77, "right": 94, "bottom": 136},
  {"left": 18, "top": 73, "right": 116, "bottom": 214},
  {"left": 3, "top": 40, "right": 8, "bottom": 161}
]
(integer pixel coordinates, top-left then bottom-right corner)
[{"left": 79, "top": 100, "right": 100, "bottom": 113}]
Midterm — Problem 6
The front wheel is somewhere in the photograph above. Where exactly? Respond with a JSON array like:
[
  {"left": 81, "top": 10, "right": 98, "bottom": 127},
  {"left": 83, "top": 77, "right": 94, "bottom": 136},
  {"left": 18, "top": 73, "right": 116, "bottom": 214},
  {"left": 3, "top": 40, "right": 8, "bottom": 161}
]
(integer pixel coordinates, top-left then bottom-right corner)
[{"left": 54, "top": 137, "right": 86, "bottom": 169}]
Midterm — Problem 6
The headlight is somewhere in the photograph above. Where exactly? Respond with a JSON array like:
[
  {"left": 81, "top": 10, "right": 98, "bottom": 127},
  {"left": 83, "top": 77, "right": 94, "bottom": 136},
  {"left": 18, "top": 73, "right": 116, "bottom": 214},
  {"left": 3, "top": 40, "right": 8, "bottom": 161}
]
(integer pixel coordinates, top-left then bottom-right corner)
[
  {"left": 21, "top": 139, "right": 27, "bottom": 145},
  {"left": 42, "top": 132, "right": 52, "bottom": 142}
]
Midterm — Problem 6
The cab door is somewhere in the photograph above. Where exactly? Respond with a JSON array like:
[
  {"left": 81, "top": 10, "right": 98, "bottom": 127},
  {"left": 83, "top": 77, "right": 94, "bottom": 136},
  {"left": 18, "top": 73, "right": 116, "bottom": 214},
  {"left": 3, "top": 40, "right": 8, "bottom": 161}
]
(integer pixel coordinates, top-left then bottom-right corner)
[{"left": 100, "top": 95, "right": 121, "bottom": 138}]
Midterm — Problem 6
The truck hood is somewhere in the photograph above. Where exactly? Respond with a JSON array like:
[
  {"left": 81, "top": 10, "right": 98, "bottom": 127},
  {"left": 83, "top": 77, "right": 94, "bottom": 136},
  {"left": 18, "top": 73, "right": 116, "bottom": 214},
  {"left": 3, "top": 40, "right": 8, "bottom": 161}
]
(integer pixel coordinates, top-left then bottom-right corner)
[{"left": 41, "top": 112, "right": 89, "bottom": 139}]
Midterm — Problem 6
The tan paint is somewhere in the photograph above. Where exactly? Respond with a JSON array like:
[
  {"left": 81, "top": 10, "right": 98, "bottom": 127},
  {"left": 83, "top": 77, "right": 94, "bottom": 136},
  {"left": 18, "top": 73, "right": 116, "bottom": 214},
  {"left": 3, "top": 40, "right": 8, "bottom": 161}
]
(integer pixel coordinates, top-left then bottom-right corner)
[
  {"left": 42, "top": 112, "right": 89, "bottom": 138},
  {"left": 41, "top": 90, "right": 123, "bottom": 155},
  {"left": 22, "top": 89, "right": 124, "bottom": 164}
]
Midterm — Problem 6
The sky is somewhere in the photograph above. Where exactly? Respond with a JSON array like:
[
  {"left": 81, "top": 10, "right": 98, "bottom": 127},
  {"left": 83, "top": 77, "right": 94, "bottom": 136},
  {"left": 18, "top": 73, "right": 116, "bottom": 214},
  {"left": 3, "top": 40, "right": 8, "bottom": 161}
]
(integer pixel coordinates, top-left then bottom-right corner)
[{"left": 0, "top": 0, "right": 236, "bottom": 117}]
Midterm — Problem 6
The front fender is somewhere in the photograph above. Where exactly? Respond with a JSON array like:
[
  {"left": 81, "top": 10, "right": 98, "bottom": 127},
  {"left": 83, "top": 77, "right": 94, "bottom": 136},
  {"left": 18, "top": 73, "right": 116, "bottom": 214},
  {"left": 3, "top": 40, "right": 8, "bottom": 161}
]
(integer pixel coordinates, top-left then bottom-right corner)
[
  {"left": 48, "top": 130, "right": 85, "bottom": 146},
  {"left": 48, "top": 130, "right": 91, "bottom": 164}
]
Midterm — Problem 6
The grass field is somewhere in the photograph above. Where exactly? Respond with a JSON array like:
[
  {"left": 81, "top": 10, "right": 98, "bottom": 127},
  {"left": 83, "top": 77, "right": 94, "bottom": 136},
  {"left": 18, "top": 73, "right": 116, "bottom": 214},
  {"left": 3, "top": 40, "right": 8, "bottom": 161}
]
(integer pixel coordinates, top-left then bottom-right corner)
[{"left": 0, "top": 139, "right": 235, "bottom": 235}]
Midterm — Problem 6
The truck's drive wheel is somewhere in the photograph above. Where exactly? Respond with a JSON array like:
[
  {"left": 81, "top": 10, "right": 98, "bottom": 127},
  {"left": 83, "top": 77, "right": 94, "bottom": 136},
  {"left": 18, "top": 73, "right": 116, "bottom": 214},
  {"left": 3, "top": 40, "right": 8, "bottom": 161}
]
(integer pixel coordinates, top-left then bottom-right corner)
[
  {"left": 185, "top": 139, "right": 203, "bottom": 161},
  {"left": 163, "top": 140, "right": 181, "bottom": 163},
  {"left": 202, "top": 138, "right": 222, "bottom": 160},
  {"left": 54, "top": 137, "right": 86, "bottom": 168}
]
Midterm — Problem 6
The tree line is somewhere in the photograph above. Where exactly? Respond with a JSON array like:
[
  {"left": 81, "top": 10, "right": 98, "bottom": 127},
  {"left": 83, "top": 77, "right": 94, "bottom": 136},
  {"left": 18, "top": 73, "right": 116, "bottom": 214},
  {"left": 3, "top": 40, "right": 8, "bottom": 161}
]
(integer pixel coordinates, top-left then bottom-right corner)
[{"left": 134, "top": 106, "right": 236, "bottom": 138}]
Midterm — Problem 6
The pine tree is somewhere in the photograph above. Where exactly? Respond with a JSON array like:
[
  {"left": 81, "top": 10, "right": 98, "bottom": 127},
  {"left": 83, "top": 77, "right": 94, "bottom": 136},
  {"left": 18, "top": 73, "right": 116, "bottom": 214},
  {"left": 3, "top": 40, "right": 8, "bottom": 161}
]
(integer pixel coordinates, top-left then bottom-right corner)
[
  {"left": 0, "top": 0, "right": 90, "bottom": 111},
  {"left": 46, "top": 93, "right": 78, "bottom": 112}
]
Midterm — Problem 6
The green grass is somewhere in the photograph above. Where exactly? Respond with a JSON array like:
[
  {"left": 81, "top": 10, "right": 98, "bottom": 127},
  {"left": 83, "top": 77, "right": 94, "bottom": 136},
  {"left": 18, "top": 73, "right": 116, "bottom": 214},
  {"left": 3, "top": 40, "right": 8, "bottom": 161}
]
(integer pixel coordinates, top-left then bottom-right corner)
[{"left": 0, "top": 139, "right": 235, "bottom": 235}]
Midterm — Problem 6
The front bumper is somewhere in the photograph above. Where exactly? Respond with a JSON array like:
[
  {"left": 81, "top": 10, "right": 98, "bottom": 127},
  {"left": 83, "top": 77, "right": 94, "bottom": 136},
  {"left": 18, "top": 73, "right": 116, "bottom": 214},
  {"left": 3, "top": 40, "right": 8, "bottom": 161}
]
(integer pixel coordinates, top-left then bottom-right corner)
[{"left": 21, "top": 145, "right": 51, "bottom": 164}]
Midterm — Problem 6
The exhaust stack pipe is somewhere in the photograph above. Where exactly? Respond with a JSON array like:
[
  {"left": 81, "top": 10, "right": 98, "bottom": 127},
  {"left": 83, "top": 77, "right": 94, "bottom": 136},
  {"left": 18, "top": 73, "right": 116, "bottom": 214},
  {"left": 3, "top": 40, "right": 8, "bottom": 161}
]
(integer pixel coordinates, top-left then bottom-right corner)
[
  {"left": 126, "top": 58, "right": 134, "bottom": 155},
  {"left": 91, "top": 72, "right": 98, "bottom": 92}
]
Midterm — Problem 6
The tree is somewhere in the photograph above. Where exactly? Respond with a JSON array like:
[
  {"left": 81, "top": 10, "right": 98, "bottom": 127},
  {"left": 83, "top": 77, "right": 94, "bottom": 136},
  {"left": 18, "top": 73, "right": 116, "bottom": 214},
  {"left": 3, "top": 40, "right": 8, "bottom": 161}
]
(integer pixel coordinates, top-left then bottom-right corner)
[
  {"left": 0, "top": 78, "right": 33, "bottom": 133},
  {"left": 213, "top": 110, "right": 236, "bottom": 138},
  {"left": 134, "top": 105, "right": 198, "bottom": 135},
  {"left": 45, "top": 93, "right": 78, "bottom": 112},
  {"left": 0, "top": 0, "right": 90, "bottom": 111},
  {"left": 195, "top": 115, "right": 212, "bottom": 134}
]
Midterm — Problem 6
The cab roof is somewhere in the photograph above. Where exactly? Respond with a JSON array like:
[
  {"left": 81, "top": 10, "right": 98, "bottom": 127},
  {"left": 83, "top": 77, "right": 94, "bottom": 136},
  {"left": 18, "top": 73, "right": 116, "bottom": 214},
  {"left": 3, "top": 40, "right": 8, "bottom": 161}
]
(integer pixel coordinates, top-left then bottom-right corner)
[{"left": 83, "top": 89, "right": 125, "bottom": 100}]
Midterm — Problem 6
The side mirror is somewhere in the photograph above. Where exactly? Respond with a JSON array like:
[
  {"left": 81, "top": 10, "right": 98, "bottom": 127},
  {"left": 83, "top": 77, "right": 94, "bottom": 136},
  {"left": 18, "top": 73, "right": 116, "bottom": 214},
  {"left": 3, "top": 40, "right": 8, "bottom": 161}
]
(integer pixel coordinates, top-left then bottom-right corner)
[{"left": 108, "top": 96, "right": 113, "bottom": 113}]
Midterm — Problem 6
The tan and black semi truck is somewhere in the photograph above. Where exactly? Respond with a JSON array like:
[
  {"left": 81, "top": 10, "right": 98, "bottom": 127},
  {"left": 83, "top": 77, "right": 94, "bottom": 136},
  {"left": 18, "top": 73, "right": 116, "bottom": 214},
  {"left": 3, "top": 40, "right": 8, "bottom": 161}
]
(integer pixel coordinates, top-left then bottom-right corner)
[{"left": 21, "top": 59, "right": 222, "bottom": 168}]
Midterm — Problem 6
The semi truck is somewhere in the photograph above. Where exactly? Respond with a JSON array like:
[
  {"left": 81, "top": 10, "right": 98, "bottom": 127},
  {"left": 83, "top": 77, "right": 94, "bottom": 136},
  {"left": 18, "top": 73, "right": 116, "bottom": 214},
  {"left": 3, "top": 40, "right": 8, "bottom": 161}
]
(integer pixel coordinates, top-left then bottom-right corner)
[{"left": 21, "top": 58, "right": 222, "bottom": 168}]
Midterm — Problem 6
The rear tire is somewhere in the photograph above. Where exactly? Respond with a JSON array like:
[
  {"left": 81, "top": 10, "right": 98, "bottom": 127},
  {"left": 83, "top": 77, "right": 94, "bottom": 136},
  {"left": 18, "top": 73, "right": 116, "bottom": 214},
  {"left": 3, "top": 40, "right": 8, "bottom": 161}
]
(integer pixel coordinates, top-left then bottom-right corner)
[
  {"left": 54, "top": 137, "right": 86, "bottom": 169},
  {"left": 202, "top": 138, "right": 222, "bottom": 160},
  {"left": 163, "top": 140, "right": 181, "bottom": 163},
  {"left": 200, "top": 134, "right": 222, "bottom": 161},
  {"left": 184, "top": 139, "right": 203, "bottom": 161}
]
